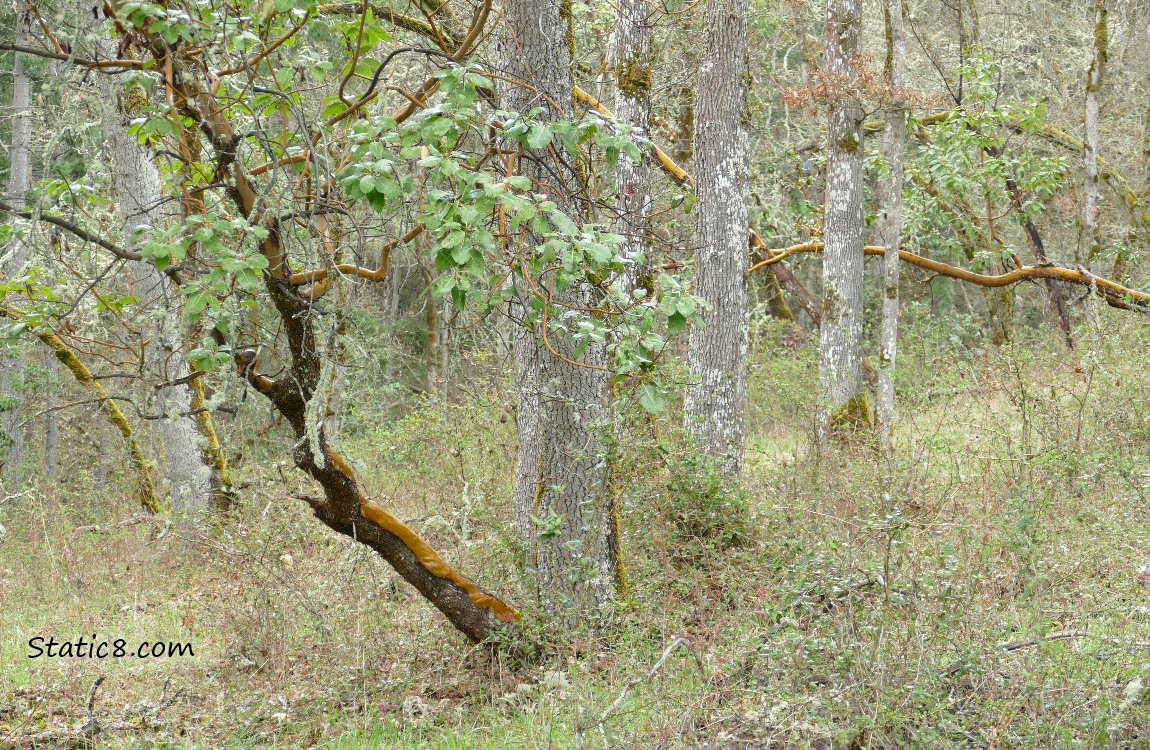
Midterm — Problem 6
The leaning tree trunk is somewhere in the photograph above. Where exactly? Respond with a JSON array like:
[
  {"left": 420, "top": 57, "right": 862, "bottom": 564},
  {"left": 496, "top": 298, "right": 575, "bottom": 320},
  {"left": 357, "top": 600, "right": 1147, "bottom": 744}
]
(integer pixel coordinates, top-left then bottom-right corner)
[
  {"left": 96, "top": 64, "right": 213, "bottom": 517},
  {"left": 609, "top": 0, "right": 653, "bottom": 295},
  {"left": 2, "top": 1, "right": 32, "bottom": 474},
  {"left": 502, "top": 0, "right": 619, "bottom": 622},
  {"left": 818, "top": 0, "right": 867, "bottom": 437},
  {"left": 684, "top": 0, "right": 751, "bottom": 474},
  {"left": 110, "top": 9, "right": 521, "bottom": 642},
  {"left": 876, "top": 0, "right": 907, "bottom": 453},
  {"left": 1085, "top": 0, "right": 1107, "bottom": 270}
]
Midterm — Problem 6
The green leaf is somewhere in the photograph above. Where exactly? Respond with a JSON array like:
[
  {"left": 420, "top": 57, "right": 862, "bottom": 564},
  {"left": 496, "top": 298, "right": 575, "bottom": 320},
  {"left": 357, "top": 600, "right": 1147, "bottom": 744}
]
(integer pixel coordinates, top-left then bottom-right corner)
[
  {"left": 638, "top": 384, "right": 665, "bottom": 414},
  {"left": 235, "top": 267, "right": 260, "bottom": 291},
  {"left": 549, "top": 210, "right": 580, "bottom": 236},
  {"left": 451, "top": 245, "right": 471, "bottom": 265},
  {"left": 667, "top": 311, "right": 686, "bottom": 335},
  {"left": 526, "top": 123, "right": 553, "bottom": 149}
]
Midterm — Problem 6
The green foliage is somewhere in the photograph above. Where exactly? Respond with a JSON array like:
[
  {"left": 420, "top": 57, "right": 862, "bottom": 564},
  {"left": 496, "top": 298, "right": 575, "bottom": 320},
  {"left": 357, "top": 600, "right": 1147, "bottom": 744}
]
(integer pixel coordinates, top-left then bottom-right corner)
[
  {"left": 662, "top": 453, "right": 751, "bottom": 563},
  {"left": 904, "top": 51, "right": 1067, "bottom": 268}
]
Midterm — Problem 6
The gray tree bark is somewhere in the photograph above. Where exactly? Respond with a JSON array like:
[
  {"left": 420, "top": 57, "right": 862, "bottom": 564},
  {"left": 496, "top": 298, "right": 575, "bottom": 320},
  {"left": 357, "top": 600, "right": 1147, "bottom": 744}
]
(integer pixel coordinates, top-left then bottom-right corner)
[
  {"left": 876, "top": 0, "right": 907, "bottom": 453},
  {"left": 44, "top": 352, "right": 57, "bottom": 478},
  {"left": 3, "top": 2, "right": 32, "bottom": 473},
  {"left": 818, "top": 0, "right": 867, "bottom": 437},
  {"left": 502, "top": 0, "right": 619, "bottom": 623},
  {"left": 96, "top": 67, "right": 210, "bottom": 517},
  {"left": 1085, "top": 0, "right": 1108, "bottom": 270},
  {"left": 684, "top": 0, "right": 750, "bottom": 474},
  {"left": 609, "top": 0, "right": 653, "bottom": 295}
]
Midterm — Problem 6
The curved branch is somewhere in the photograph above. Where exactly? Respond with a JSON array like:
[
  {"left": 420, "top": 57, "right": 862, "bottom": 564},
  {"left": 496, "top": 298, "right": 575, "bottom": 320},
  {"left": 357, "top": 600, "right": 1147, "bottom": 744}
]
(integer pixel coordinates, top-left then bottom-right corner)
[
  {"left": 747, "top": 241, "right": 1150, "bottom": 313},
  {"left": 0, "top": 200, "right": 142, "bottom": 261},
  {"left": 573, "top": 86, "right": 693, "bottom": 186}
]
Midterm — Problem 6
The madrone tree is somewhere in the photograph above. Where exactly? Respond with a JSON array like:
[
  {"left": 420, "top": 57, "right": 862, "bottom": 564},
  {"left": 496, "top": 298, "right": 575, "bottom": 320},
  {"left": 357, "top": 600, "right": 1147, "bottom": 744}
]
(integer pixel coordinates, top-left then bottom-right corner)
[{"left": 2, "top": 0, "right": 694, "bottom": 644}]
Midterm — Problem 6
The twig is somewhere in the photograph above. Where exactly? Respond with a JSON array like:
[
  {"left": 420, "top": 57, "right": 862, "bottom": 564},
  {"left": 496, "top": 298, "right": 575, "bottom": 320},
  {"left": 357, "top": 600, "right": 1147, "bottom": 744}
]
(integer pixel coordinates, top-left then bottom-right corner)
[
  {"left": 597, "top": 635, "right": 702, "bottom": 743},
  {"left": 999, "top": 629, "right": 1088, "bottom": 653},
  {"left": 940, "top": 629, "right": 1089, "bottom": 676},
  {"left": 67, "top": 515, "right": 157, "bottom": 553},
  {"left": 86, "top": 676, "right": 104, "bottom": 715}
]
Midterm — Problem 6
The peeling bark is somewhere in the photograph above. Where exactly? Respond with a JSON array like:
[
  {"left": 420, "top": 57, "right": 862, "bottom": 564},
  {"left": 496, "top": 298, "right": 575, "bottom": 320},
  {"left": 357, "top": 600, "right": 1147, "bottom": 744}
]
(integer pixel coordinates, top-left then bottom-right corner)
[{"left": 684, "top": 0, "right": 751, "bottom": 474}]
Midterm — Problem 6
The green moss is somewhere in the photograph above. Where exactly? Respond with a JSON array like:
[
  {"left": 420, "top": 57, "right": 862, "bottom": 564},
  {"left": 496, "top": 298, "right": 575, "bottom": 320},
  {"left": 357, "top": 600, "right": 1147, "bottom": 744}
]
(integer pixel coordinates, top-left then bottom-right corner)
[
  {"left": 839, "top": 131, "right": 863, "bottom": 153},
  {"left": 615, "top": 55, "right": 652, "bottom": 100},
  {"left": 829, "top": 393, "right": 873, "bottom": 433},
  {"left": 559, "top": 0, "right": 576, "bottom": 60}
]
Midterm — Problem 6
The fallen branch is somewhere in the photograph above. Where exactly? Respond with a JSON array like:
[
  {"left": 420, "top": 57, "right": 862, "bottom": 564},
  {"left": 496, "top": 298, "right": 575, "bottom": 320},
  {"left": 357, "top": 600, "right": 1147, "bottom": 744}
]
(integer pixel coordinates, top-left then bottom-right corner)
[
  {"left": 940, "top": 629, "right": 1089, "bottom": 677},
  {"left": 999, "top": 629, "right": 1088, "bottom": 653},
  {"left": 747, "top": 241, "right": 1150, "bottom": 314},
  {"left": 67, "top": 515, "right": 159, "bottom": 553}
]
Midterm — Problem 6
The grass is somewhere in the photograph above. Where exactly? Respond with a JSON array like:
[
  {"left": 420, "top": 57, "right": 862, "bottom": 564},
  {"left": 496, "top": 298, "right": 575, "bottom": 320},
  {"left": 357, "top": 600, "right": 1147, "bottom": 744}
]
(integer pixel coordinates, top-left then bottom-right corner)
[{"left": 3, "top": 312, "right": 1150, "bottom": 748}]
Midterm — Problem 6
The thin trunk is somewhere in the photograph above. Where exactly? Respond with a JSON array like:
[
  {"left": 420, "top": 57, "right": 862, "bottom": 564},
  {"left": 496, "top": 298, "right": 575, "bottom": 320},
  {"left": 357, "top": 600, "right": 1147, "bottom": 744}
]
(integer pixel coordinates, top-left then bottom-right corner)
[
  {"left": 44, "top": 351, "right": 58, "bottom": 478},
  {"left": 609, "top": 0, "right": 653, "bottom": 296},
  {"left": 425, "top": 284, "right": 440, "bottom": 398},
  {"left": 818, "top": 0, "right": 867, "bottom": 437},
  {"left": 503, "top": 0, "right": 619, "bottom": 622},
  {"left": 440, "top": 299, "right": 449, "bottom": 404},
  {"left": 684, "top": 0, "right": 750, "bottom": 474},
  {"left": 96, "top": 65, "right": 211, "bottom": 517},
  {"left": 877, "top": 0, "right": 907, "bottom": 454},
  {"left": 3, "top": 2, "right": 32, "bottom": 473},
  {"left": 1085, "top": 0, "right": 1108, "bottom": 269}
]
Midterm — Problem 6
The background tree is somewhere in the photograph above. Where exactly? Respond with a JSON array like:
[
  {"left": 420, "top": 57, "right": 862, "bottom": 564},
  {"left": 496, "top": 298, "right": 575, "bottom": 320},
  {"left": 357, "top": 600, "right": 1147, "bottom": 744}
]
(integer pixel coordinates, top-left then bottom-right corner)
[
  {"left": 684, "top": 0, "right": 751, "bottom": 473},
  {"left": 501, "top": 0, "right": 621, "bottom": 624},
  {"left": 817, "top": 0, "right": 866, "bottom": 436},
  {"left": 876, "top": 0, "right": 907, "bottom": 452}
]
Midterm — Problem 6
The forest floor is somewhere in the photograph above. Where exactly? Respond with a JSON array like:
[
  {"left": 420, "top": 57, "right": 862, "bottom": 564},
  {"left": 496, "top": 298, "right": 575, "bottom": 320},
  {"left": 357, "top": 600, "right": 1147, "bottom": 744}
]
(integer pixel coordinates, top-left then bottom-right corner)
[{"left": 3, "top": 315, "right": 1150, "bottom": 749}]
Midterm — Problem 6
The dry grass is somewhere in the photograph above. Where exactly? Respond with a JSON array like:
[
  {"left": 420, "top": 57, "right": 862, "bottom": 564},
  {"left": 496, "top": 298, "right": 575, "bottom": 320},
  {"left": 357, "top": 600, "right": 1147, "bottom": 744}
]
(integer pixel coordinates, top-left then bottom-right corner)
[{"left": 3, "top": 314, "right": 1150, "bottom": 748}]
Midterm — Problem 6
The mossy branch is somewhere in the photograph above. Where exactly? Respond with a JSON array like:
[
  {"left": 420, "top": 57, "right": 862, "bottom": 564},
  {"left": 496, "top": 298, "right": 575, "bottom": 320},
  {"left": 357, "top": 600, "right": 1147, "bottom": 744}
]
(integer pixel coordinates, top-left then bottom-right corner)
[{"left": 12, "top": 315, "right": 161, "bottom": 513}]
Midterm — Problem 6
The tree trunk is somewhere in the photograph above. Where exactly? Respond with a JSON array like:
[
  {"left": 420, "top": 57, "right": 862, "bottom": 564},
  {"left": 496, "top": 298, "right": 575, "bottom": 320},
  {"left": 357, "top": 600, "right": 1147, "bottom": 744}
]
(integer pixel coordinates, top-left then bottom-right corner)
[
  {"left": 425, "top": 281, "right": 441, "bottom": 398},
  {"left": 96, "top": 67, "right": 212, "bottom": 517},
  {"left": 1085, "top": 0, "right": 1107, "bottom": 270},
  {"left": 876, "top": 0, "right": 907, "bottom": 454},
  {"left": 818, "top": 0, "right": 867, "bottom": 437},
  {"left": 610, "top": 0, "right": 653, "bottom": 295},
  {"left": 684, "top": 0, "right": 750, "bottom": 474},
  {"left": 44, "top": 352, "right": 57, "bottom": 478},
  {"left": 503, "top": 0, "right": 619, "bottom": 622},
  {"left": 3, "top": 1, "right": 32, "bottom": 474}
]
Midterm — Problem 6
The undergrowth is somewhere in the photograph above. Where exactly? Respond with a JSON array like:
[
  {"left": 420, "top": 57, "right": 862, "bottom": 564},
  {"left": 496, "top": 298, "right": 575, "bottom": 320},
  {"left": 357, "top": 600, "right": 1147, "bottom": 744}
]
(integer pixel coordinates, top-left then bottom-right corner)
[{"left": 3, "top": 313, "right": 1150, "bottom": 748}]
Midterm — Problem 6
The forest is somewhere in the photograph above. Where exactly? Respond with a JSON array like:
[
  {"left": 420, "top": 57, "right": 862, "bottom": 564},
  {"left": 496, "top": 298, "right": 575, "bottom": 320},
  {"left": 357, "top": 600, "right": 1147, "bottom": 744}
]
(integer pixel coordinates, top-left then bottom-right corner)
[{"left": 1, "top": 0, "right": 1149, "bottom": 746}]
